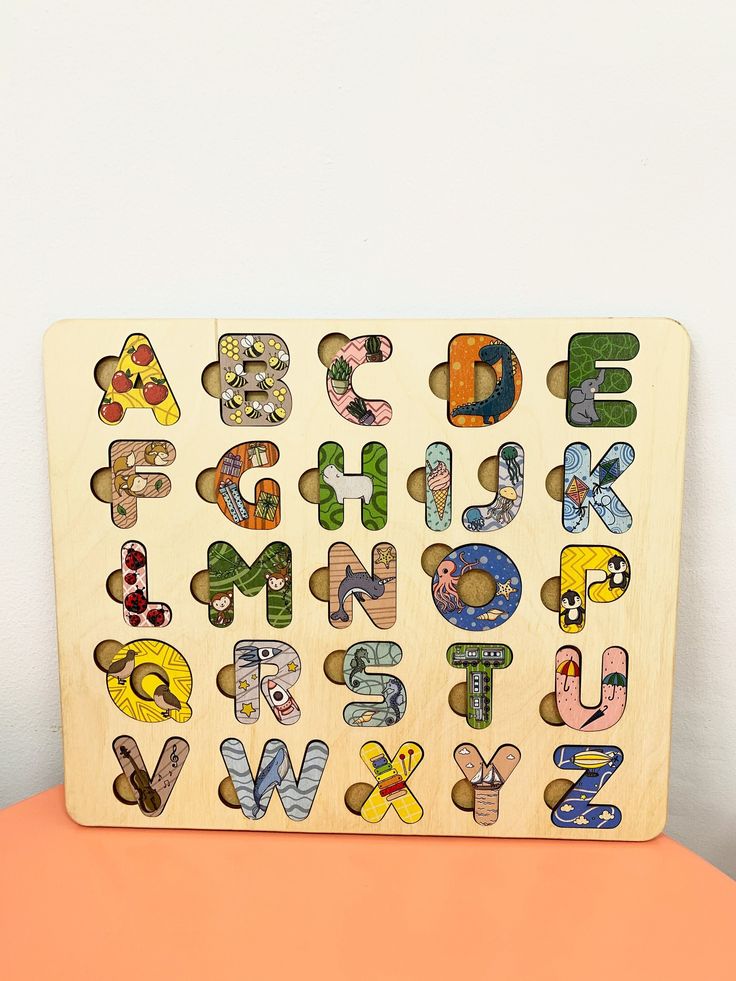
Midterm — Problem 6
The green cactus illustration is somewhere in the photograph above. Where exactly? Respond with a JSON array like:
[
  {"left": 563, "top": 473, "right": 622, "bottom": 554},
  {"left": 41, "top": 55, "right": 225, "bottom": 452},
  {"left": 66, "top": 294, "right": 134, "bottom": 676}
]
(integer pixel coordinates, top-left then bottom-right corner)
[{"left": 365, "top": 335, "right": 383, "bottom": 361}]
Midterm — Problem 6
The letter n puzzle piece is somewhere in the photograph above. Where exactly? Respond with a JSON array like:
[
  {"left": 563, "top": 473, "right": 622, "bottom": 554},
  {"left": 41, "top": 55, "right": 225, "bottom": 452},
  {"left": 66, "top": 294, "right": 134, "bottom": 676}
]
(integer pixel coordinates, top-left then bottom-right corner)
[
  {"left": 98, "top": 334, "right": 179, "bottom": 425},
  {"left": 108, "top": 440, "right": 175, "bottom": 529},
  {"left": 550, "top": 745, "right": 623, "bottom": 830},
  {"left": 113, "top": 735, "right": 189, "bottom": 817},
  {"left": 327, "top": 542, "right": 397, "bottom": 629},
  {"left": 454, "top": 744, "right": 521, "bottom": 826},
  {"left": 558, "top": 545, "right": 631, "bottom": 633},
  {"left": 220, "top": 738, "right": 329, "bottom": 820},
  {"left": 566, "top": 332, "right": 639, "bottom": 428},
  {"left": 359, "top": 741, "right": 423, "bottom": 824}
]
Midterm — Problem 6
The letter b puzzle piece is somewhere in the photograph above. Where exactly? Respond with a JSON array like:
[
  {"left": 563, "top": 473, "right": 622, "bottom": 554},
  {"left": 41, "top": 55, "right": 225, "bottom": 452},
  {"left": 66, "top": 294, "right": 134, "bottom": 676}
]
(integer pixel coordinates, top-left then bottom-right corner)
[{"left": 217, "top": 333, "right": 292, "bottom": 426}]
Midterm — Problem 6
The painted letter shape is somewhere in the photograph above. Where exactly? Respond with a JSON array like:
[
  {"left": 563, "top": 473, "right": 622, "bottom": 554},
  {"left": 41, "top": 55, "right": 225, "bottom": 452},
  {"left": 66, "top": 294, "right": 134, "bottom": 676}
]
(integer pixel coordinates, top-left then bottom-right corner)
[
  {"left": 563, "top": 443, "right": 634, "bottom": 534},
  {"left": 103, "top": 640, "right": 192, "bottom": 724},
  {"left": 221, "top": 738, "right": 329, "bottom": 820},
  {"left": 232, "top": 640, "right": 301, "bottom": 725},
  {"left": 99, "top": 334, "right": 180, "bottom": 426},
  {"left": 217, "top": 333, "right": 292, "bottom": 426},
  {"left": 446, "top": 643, "right": 513, "bottom": 729},
  {"left": 425, "top": 442, "right": 452, "bottom": 531},
  {"left": 328, "top": 542, "right": 397, "bottom": 629},
  {"left": 555, "top": 646, "right": 628, "bottom": 731},
  {"left": 319, "top": 442, "right": 388, "bottom": 531},
  {"left": 207, "top": 541, "right": 292, "bottom": 629},
  {"left": 325, "top": 335, "right": 393, "bottom": 426},
  {"left": 462, "top": 442, "right": 524, "bottom": 532},
  {"left": 454, "top": 743, "right": 521, "bottom": 826},
  {"left": 359, "top": 741, "right": 423, "bottom": 824},
  {"left": 109, "top": 440, "right": 176, "bottom": 529},
  {"left": 113, "top": 735, "right": 189, "bottom": 817},
  {"left": 448, "top": 334, "right": 522, "bottom": 427},
  {"left": 120, "top": 541, "right": 172, "bottom": 628},
  {"left": 214, "top": 442, "right": 281, "bottom": 529},
  {"left": 566, "top": 332, "right": 639, "bottom": 428},
  {"left": 432, "top": 545, "right": 521, "bottom": 631},
  {"left": 559, "top": 545, "right": 630, "bottom": 633},
  {"left": 343, "top": 642, "right": 407, "bottom": 727},
  {"left": 550, "top": 745, "right": 623, "bottom": 829}
]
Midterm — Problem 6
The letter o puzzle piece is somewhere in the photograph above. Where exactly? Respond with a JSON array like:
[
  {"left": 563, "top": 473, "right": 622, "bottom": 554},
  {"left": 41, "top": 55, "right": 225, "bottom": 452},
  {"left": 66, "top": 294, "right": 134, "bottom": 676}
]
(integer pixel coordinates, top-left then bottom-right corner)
[{"left": 432, "top": 545, "right": 521, "bottom": 630}]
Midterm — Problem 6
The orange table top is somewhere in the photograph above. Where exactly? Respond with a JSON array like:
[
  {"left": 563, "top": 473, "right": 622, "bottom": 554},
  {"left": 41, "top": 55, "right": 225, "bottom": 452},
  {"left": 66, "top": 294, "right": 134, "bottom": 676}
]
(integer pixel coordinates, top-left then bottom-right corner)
[{"left": 1, "top": 786, "right": 733, "bottom": 980}]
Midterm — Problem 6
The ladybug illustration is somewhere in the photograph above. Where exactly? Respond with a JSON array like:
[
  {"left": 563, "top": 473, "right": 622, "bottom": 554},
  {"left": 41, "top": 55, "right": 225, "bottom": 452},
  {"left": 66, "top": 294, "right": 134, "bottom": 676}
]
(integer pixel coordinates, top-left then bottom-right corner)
[
  {"left": 128, "top": 614, "right": 141, "bottom": 626},
  {"left": 125, "top": 548, "right": 146, "bottom": 571},
  {"left": 124, "top": 589, "right": 147, "bottom": 613},
  {"left": 124, "top": 572, "right": 137, "bottom": 585},
  {"left": 146, "top": 609, "right": 166, "bottom": 627}
]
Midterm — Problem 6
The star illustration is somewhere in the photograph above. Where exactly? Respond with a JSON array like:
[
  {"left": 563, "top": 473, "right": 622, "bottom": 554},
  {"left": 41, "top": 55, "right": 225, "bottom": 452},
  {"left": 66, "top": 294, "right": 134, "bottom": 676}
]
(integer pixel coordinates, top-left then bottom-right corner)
[
  {"left": 238, "top": 679, "right": 250, "bottom": 691},
  {"left": 240, "top": 703, "right": 256, "bottom": 717},
  {"left": 287, "top": 661, "right": 298, "bottom": 672},
  {"left": 496, "top": 579, "right": 517, "bottom": 599},
  {"left": 375, "top": 546, "right": 396, "bottom": 568}
]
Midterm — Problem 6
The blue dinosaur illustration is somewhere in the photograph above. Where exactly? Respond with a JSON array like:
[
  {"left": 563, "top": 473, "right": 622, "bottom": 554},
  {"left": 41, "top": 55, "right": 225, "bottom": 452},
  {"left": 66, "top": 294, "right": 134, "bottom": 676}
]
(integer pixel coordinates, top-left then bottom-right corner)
[
  {"left": 252, "top": 745, "right": 289, "bottom": 817},
  {"left": 330, "top": 566, "right": 396, "bottom": 623},
  {"left": 451, "top": 342, "right": 518, "bottom": 425}
]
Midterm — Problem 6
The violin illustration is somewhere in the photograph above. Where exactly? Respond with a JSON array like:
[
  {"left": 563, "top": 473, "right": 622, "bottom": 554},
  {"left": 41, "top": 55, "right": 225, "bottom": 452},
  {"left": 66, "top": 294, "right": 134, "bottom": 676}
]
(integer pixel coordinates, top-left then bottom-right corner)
[{"left": 119, "top": 745, "right": 161, "bottom": 814}]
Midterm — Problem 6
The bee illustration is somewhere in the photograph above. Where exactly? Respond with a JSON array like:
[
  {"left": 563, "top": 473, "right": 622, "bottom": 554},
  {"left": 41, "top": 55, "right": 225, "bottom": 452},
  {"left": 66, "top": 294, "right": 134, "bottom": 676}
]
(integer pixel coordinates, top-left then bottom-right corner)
[
  {"left": 264, "top": 402, "right": 286, "bottom": 423},
  {"left": 241, "top": 334, "right": 265, "bottom": 358},
  {"left": 268, "top": 351, "right": 290, "bottom": 370},
  {"left": 224, "top": 364, "right": 247, "bottom": 388},
  {"left": 255, "top": 372, "right": 275, "bottom": 391},
  {"left": 222, "top": 388, "right": 244, "bottom": 410},
  {"left": 243, "top": 399, "right": 263, "bottom": 420}
]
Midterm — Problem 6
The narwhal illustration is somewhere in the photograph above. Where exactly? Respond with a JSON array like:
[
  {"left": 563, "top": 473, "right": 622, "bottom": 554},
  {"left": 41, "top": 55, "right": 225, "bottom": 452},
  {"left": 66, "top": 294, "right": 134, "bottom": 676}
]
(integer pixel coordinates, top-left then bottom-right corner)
[{"left": 330, "top": 566, "right": 396, "bottom": 622}]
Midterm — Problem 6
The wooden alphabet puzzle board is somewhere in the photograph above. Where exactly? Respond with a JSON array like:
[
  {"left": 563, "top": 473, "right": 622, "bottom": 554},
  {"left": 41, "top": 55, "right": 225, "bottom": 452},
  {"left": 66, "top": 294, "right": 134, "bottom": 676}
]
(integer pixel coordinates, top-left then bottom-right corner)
[{"left": 44, "top": 319, "right": 690, "bottom": 839}]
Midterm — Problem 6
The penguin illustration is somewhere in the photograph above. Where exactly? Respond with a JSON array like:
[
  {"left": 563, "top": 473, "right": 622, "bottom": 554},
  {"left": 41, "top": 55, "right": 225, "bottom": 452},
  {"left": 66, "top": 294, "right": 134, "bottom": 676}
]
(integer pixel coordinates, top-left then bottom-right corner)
[
  {"left": 560, "top": 589, "right": 584, "bottom": 628},
  {"left": 607, "top": 556, "right": 630, "bottom": 591}
]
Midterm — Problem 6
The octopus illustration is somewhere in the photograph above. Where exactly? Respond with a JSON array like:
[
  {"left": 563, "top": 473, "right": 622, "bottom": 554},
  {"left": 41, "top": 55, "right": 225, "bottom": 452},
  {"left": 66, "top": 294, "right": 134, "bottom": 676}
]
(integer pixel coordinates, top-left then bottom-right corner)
[{"left": 432, "top": 552, "right": 479, "bottom": 613}]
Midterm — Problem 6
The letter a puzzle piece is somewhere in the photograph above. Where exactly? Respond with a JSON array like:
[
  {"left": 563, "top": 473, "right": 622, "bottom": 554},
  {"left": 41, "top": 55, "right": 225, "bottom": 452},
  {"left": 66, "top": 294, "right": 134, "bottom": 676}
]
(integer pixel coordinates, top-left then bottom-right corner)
[{"left": 99, "top": 334, "right": 180, "bottom": 426}]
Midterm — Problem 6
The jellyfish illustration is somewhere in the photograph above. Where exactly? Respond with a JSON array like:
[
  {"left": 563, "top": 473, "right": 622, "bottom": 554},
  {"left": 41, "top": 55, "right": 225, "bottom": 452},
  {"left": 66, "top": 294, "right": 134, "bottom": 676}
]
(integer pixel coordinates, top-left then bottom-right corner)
[
  {"left": 464, "top": 507, "right": 485, "bottom": 531},
  {"left": 501, "top": 445, "right": 522, "bottom": 484}
]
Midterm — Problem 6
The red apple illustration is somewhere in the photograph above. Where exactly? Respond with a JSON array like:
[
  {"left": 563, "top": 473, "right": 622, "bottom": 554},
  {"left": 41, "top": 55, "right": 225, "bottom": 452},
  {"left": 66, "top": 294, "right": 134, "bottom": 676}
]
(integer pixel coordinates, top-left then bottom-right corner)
[
  {"left": 130, "top": 344, "right": 154, "bottom": 366},
  {"left": 143, "top": 379, "right": 168, "bottom": 405},
  {"left": 100, "top": 400, "right": 123, "bottom": 423},
  {"left": 112, "top": 370, "right": 133, "bottom": 393}
]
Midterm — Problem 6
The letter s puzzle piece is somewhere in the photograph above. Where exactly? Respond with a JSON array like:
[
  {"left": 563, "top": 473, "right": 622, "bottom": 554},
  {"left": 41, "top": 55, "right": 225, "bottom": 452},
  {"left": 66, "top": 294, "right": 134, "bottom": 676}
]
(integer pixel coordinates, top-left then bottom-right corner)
[{"left": 342, "top": 641, "right": 407, "bottom": 727}]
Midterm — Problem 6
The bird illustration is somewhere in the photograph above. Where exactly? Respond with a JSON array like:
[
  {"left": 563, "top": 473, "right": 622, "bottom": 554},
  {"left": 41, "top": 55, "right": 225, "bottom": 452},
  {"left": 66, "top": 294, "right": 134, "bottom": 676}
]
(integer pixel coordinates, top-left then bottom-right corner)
[
  {"left": 107, "top": 649, "right": 136, "bottom": 684},
  {"left": 153, "top": 684, "right": 182, "bottom": 718}
]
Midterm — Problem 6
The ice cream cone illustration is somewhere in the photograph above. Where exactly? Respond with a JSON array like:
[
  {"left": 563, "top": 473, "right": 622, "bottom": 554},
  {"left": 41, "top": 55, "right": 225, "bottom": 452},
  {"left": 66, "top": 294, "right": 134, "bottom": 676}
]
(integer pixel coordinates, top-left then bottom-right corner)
[{"left": 427, "top": 460, "right": 451, "bottom": 520}]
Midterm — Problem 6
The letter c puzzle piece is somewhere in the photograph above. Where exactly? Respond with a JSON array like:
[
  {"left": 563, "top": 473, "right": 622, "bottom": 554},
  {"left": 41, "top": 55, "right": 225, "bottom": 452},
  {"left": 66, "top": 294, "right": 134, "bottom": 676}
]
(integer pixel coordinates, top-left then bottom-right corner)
[
  {"left": 98, "top": 334, "right": 179, "bottom": 426},
  {"left": 359, "top": 740, "right": 424, "bottom": 824},
  {"left": 448, "top": 334, "right": 522, "bottom": 427},
  {"left": 559, "top": 545, "right": 631, "bottom": 633},
  {"left": 326, "top": 335, "right": 393, "bottom": 426},
  {"left": 453, "top": 743, "right": 521, "bottom": 826},
  {"left": 550, "top": 745, "right": 623, "bottom": 830}
]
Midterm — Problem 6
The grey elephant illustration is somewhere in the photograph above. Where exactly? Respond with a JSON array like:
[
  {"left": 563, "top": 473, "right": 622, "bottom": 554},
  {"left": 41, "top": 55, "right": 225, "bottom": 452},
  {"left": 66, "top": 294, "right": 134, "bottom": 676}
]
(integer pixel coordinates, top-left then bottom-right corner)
[{"left": 569, "top": 368, "right": 605, "bottom": 425}]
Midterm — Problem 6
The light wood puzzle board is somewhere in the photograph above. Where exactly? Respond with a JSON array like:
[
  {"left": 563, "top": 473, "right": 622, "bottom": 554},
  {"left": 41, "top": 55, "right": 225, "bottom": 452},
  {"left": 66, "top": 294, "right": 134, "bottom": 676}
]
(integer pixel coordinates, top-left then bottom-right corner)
[{"left": 44, "top": 319, "right": 690, "bottom": 839}]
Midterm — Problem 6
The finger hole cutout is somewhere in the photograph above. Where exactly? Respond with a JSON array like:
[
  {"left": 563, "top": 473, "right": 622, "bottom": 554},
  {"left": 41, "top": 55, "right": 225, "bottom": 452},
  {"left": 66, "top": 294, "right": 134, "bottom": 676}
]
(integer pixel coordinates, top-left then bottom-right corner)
[
  {"left": 112, "top": 772, "right": 138, "bottom": 805},
  {"left": 406, "top": 468, "right": 427, "bottom": 503},
  {"left": 477, "top": 456, "right": 499, "bottom": 493},
  {"left": 106, "top": 570, "right": 123, "bottom": 603},
  {"left": 130, "top": 663, "right": 168, "bottom": 699},
  {"left": 541, "top": 576, "right": 561, "bottom": 611},
  {"left": 190, "top": 570, "right": 209, "bottom": 604},
  {"left": 448, "top": 682, "right": 467, "bottom": 717},
  {"left": 94, "top": 355, "right": 119, "bottom": 392},
  {"left": 299, "top": 468, "right": 321, "bottom": 505},
  {"left": 344, "top": 782, "right": 373, "bottom": 815},
  {"left": 219, "top": 776, "right": 241, "bottom": 808},
  {"left": 93, "top": 639, "right": 124, "bottom": 672},
  {"left": 457, "top": 568, "right": 496, "bottom": 607},
  {"left": 451, "top": 779, "right": 474, "bottom": 812},
  {"left": 421, "top": 543, "right": 451, "bottom": 577},
  {"left": 545, "top": 465, "right": 564, "bottom": 502},
  {"left": 201, "top": 362, "right": 221, "bottom": 397},
  {"left": 195, "top": 468, "right": 218, "bottom": 503},
  {"left": 429, "top": 363, "right": 449, "bottom": 400},
  {"left": 216, "top": 664, "right": 236, "bottom": 697},
  {"left": 430, "top": 360, "right": 496, "bottom": 402},
  {"left": 546, "top": 361, "right": 568, "bottom": 399},
  {"left": 539, "top": 692, "right": 564, "bottom": 726},
  {"left": 324, "top": 650, "right": 347, "bottom": 685},
  {"left": 544, "top": 779, "right": 574, "bottom": 809},
  {"left": 309, "top": 567, "right": 329, "bottom": 602},
  {"left": 318, "top": 333, "right": 350, "bottom": 367},
  {"left": 91, "top": 467, "right": 113, "bottom": 504}
]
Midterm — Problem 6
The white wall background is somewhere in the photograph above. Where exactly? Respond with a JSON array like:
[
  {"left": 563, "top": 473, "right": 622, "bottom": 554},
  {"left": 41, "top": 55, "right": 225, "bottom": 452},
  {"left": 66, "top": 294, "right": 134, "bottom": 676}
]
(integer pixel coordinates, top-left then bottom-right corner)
[{"left": 1, "top": 2, "right": 734, "bottom": 875}]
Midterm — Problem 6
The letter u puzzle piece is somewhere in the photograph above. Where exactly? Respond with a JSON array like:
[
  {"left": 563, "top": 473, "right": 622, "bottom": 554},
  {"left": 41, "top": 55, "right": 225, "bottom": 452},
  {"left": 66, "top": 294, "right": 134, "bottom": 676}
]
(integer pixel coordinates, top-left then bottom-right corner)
[{"left": 44, "top": 319, "right": 690, "bottom": 839}]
